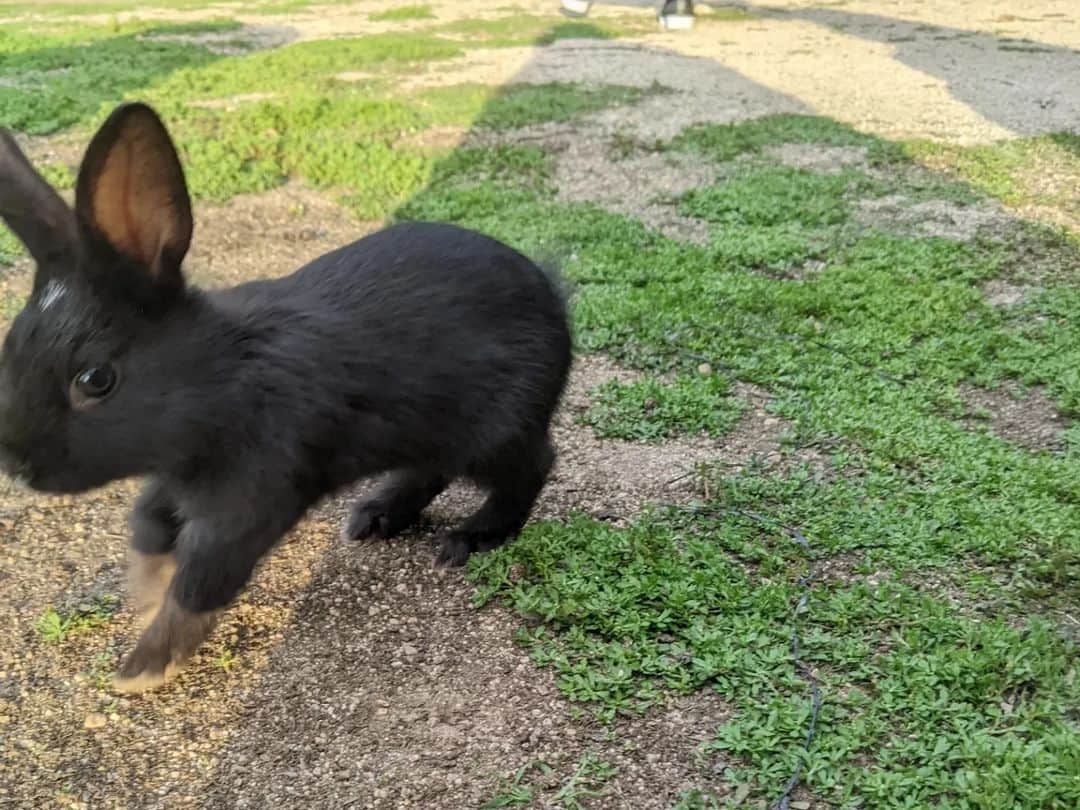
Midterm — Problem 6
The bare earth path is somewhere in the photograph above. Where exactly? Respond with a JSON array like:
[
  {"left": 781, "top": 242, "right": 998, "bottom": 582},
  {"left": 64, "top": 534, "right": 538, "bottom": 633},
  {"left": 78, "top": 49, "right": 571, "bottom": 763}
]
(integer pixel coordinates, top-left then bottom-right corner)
[{"left": 0, "top": 2, "right": 1077, "bottom": 808}]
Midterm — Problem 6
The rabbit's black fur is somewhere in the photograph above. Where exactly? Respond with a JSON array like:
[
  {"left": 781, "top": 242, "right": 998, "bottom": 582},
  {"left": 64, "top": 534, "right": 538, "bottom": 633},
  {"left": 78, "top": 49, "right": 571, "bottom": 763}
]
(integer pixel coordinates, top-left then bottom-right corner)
[{"left": 0, "top": 103, "right": 571, "bottom": 691}]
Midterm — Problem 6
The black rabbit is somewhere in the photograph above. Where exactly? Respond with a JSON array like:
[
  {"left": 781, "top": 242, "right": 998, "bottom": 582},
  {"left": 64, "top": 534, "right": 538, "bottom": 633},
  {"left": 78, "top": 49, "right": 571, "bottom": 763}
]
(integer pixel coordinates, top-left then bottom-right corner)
[{"left": 0, "top": 103, "right": 571, "bottom": 692}]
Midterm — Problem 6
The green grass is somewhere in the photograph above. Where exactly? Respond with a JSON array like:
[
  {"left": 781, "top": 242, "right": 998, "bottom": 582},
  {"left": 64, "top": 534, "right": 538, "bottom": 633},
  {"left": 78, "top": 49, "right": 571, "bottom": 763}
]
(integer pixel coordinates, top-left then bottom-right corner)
[
  {"left": 36, "top": 596, "right": 119, "bottom": 643},
  {"left": 673, "top": 114, "right": 903, "bottom": 165},
  {"left": 0, "top": 14, "right": 645, "bottom": 234},
  {"left": 392, "top": 112, "right": 1080, "bottom": 808},
  {"left": 553, "top": 753, "right": 616, "bottom": 808},
  {"left": 583, "top": 372, "right": 745, "bottom": 441},
  {"left": 478, "top": 82, "right": 647, "bottom": 129},
  {"left": 673, "top": 789, "right": 723, "bottom": 810},
  {"left": 158, "top": 81, "right": 634, "bottom": 217},
  {"left": 38, "top": 161, "right": 75, "bottom": 189},
  {"left": 0, "top": 21, "right": 233, "bottom": 134},
  {"left": 0, "top": 0, "right": 376, "bottom": 14},
  {"left": 0, "top": 0, "right": 220, "bottom": 15},
  {"left": 167, "top": 94, "right": 429, "bottom": 214},
  {"left": 431, "top": 144, "right": 550, "bottom": 189},
  {"left": 674, "top": 115, "right": 986, "bottom": 210},
  {"left": 681, "top": 165, "right": 872, "bottom": 228},
  {"left": 0, "top": 227, "right": 23, "bottom": 267},
  {"left": 0, "top": 14, "right": 645, "bottom": 220},
  {"left": 437, "top": 14, "right": 648, "bottom": 46},
  {"left": 470, "top": 501, "right": 1078, "bottom": 806},
  {"left": 370, "top": 4, "right": 434, "bottom": 22},
  {"left": 481, "top": 763, "right": 541, "bottom": 808},
  {"left": 131, "top": 19, "right": 639, "bottom": 117},
  {"left": 83, "top": 652, "right": 115, "bottom": 691},
  {"left": 904, "top": 133, "right": 1080, "bottom": 211},
  {"left": 482, "top": 755, "right": 615, "bottom": 809},
  {"left": 251, "top": 0, "right": 400, "bottom": 12},
  {"left": 418, "top": 81, "right": 648, "bottom": 131},
  {"left": 214, "top": 650, "right": 237, "bottom": 671},
  {"left": 141, "top": 31, "right": 464, "bottom": 109},
  {"left": 0, "top": 288, "right": 26, "bottom": 321},
  {"left": 699, "top": 7, "right": 758, "bottom": 23}
]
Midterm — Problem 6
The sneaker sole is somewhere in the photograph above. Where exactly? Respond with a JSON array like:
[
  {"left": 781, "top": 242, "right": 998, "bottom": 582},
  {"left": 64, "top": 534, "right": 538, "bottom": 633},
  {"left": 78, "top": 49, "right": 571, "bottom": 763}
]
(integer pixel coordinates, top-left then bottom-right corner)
[{"left": 659, "top": 14, "right": 695, "bottom": 30}]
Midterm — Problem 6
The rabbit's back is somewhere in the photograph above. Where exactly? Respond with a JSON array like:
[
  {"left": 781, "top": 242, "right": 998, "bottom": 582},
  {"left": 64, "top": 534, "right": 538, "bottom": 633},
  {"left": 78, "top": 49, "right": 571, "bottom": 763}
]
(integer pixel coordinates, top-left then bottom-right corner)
[{"left": 211, "top": 222, "right": 571, "bottom": 485}]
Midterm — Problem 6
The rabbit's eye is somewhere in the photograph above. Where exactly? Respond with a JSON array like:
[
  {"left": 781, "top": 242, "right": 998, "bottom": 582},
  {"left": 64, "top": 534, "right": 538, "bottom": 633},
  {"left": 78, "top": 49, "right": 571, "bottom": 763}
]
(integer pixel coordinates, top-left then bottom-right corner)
[{"left": 70, "top": 365, "right": 118, "bottom": 408}]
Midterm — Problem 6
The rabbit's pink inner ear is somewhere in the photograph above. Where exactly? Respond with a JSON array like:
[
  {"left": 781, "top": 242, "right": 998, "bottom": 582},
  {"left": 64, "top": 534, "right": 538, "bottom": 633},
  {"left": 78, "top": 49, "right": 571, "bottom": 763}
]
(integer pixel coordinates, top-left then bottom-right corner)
[
  {"left": 80, "top": 104, "right": 192, "bottom": 282},
  {"left": 92, "top": 141, "right": 171, "bottom": 270}
]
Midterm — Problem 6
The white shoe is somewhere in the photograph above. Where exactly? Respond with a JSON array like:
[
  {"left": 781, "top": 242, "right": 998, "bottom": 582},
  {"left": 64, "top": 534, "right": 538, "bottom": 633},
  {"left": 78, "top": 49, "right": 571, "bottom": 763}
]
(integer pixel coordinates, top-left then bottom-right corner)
[
  {"left": 658, "top": 0, "right": 694, "bottom": 30},
  {"left": 561, "top": 0, "right": 592, "bottom": 17}
]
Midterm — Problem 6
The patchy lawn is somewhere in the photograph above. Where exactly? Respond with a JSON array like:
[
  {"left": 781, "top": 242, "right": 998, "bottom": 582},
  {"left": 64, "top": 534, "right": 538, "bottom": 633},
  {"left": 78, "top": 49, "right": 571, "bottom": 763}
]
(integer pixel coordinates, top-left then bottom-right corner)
[{"left": 0, "top": 2, "right": 1077, "bottom": 809}]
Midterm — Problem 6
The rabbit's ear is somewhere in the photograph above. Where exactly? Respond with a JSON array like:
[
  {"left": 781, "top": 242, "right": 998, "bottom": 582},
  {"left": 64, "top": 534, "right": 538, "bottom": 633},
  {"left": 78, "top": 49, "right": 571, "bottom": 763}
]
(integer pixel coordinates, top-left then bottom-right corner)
[
  {"left": 75, "top": 103, "right": 192, "bottom": 295},
  {"left": 0, "top": 129, "right": 80, "bottom": 281}
]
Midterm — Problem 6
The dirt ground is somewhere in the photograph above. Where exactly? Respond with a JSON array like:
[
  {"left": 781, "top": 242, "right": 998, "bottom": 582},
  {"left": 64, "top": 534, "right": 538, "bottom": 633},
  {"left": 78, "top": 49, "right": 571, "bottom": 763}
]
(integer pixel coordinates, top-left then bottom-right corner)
[{"left": 0, "top": 2, "right": 1077, "bottom": 808}]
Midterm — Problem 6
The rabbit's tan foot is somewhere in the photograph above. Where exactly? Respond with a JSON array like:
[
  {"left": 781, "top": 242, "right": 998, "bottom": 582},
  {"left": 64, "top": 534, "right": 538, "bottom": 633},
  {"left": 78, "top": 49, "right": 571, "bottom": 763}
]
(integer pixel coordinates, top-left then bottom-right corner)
[
  {"left": 127, "top": 549, "right": 176, "bottom": 627},
  {"left": 112, "top": 662, "right": 181, "bottom": 694},
  {"left": 112, "top": 596, "right": 217, "bottom": 694}
]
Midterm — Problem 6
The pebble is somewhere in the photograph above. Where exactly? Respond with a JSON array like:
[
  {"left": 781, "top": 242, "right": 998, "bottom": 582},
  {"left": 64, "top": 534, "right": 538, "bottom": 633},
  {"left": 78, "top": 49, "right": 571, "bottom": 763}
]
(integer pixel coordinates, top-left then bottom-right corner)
[
  {"left": 696, "top": 362, "right": 712, "bottom": 376},
  {"left": 83, "top": 713, "right": 107, "bottom": 730}
]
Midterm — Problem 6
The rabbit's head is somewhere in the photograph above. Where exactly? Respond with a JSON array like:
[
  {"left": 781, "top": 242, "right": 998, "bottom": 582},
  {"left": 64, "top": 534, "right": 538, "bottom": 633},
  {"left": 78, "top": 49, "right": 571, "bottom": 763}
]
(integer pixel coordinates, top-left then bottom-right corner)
[{"left": 0, "top": 103, "right": 205, "bottom": 493}]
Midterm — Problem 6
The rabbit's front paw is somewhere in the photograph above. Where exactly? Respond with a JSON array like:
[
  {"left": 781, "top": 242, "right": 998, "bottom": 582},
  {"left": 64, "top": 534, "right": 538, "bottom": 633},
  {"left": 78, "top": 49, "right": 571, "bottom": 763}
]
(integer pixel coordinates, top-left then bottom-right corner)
[
  {"left": 113, "top": 644, "right": 179, "bottom": 694},
  {"left": 111, "top": 597, "right": 217, "bottom": 694}
]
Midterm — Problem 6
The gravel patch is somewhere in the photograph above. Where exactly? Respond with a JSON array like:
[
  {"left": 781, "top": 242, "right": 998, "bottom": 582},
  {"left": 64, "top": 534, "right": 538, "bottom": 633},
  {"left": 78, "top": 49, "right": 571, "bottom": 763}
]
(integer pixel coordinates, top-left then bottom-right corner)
[
  {"left": 856, "top": 193, "right": 1013, "bottom": 241},
  {"left": 184, "top": 184, "right": 380, "bottom": 289},
  {"left": 552, "top": 143, "right": 716, "bottom": 243},
  {"left": 959, "top": 381, "right": 1070, "bottom": 453},
  {"left": 981, "top": 278, "right": 1030, "bottom": 307},
  {"left": 764, "top": 143, "right": 871, "bottom": 174},
  {"left": 141, "top": 24, "right": 297, "bottom": 56}
]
